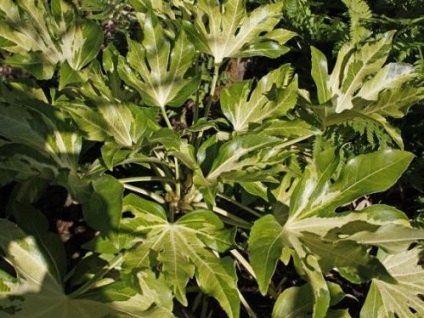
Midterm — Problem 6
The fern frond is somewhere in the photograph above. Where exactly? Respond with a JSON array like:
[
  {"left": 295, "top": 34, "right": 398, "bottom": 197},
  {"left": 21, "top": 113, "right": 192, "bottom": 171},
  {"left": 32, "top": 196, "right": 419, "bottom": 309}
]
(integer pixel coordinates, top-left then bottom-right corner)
[
  {"left": 342, "top": 0, "right": 372, "bottom": 44},
  {"left": 324, "top": 117, "right": 395, "bottom": 154}
]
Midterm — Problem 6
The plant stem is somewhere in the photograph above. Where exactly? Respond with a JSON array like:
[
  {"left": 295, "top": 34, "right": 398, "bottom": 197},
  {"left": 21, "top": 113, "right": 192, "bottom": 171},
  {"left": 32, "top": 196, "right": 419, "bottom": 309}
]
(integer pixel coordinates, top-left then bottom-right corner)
[
  {"left": 69, "top": 254, "right": 124, "bottom": 298},
  {"left": 123, "top": 184, "right": 165, "bottom": 204},
  {"left": 230, "top": 249, "right": 256, "bottom": 279},
  {"left": 217, "top": 194, "right": 263, "bottom": 218},
  {"left": 119, "top": 176, "right": 174, "bottom": 183},
  {"left": 194, "top": 63, "right": 221, "bottom": 150},
  {"left": 203, "top": 63, "right": 220, "bottom": 120},
  {"left": 193, "top": 203, "right": 251, "bottom": 228},
  {"left": 238, "top": 290, "right": 257, "bottom": 318},
  {"left": 161, "top": 105, "right": 173, "bottom": 130},
  {"left": 192, "top": 52, "right": 201, "bottom": 125},
  {"left": 174, "top": 157, "right": 181, "bottom": 197}
]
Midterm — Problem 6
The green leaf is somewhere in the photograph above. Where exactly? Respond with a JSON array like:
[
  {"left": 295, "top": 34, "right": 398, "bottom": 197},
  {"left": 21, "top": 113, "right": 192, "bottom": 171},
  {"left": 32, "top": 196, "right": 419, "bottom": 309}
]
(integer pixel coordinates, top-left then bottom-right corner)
[
  {"left": 97, "top": 102, "right": 134, "bottom": 147},
  {"left": 0, "top": 219, "right": 140, "bottom": 318},
  {"left": 299, "top": 234, "right": 393, "bottom": 284},
  {"left": 11, "top": 203, "right": 66, "bottom": 283},
  {"left": 361, "top": 247, "right": 424, "bottom": 317},
  {"left": 363, "top": 86, "right": 424, "bottom": 119},
  {"left": 326, "top": 149, "right": 414, "bottom": 212},
  {"left": 249, "top": 149, "right": 414, "bottom": 317},
  {"left": 312, "top": 41, "right": 424, "bottom": 145},
  {"left": 260, "top": 119, "right": 321, "bottom": 138},
  {"left": 59, "top": 61, "right": 86, "bottom": 90},
  {"left": 248, "top": 214, "right": 285, "bottom": 295},
  {"left": 272, "top": 282, "right": 349, "bottom": 318},
  {"left": 0, "top": 101, "right": 81, "bottom": 170},
  {"left": 82, "top": 280, "right": 174, "bottom": 317},
  {"left": 311, "top": 46, "right": 331, "bottom": 104},
  {"left": 63, "top": 103, "right": 109, "bottom": 142},
  {"left": 83, "top": 175, "right": 124, "bottom": 240},
  {"left": 0, "top": 143, "right": 58, "bottom": 183},
  {"left": 184, "top": 0, "right": 290, "bottom": 64},
  {"left": 343, "top": 224, "right": 424, "bottom": 253},
  {"left": 206, "top": 134, "right": 282, "bottom": 182},
  {"left": 221, "top": 64, "right": 298, "bottom": 132},
  {"left": 357, "top": 63, "right": 417, "bottom": 101},
  {"left": 272, "top": 284, "right": 313, "bottom": 318},
  {"left": 136, "top": 269, "right": 174, "bottom": 311},
  {"left": 0, "top": 0, "right": 103, "bottom": 79},
  {"left": 289, "top": 236, "right": 330, "bottom": 318},
  {"left": 290, "top": 149, "right": 414, "bottom": 220},
  {"left": 333, "top": 31, "right": 395, "bottom": 112},
  {"left": 122, "top": 197, "right": 239, "bottom": 318},
  {"left": 118, "top": 11, "right": 199, "bottom": 108}
]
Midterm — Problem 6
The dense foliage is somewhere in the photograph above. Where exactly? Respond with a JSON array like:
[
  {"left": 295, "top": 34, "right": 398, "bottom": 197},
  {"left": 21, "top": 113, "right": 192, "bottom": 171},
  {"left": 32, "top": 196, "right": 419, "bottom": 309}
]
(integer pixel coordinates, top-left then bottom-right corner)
[{"left": 0, "top": 0, "right": 424, "bottom": 317}]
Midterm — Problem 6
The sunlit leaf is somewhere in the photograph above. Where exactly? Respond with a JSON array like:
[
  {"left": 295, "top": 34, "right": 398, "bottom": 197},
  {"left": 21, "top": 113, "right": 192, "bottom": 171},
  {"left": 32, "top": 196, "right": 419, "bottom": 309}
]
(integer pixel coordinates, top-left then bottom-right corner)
[
  {"left": 183, "top": 0, "right": 293, "bottom": 64},
  {"left": 361, "top": 247, "right": 424, "bottom": 317},
  {"left": 118, "top": 11, "right": 199, "bottom": 108},
  {"left": 0, "top": 100, "right": 81, "bottom": 170},
  {"left": 221, "top": 64, "right": 297, "bottom": 132},
  {"left": 0, "top": 219, "right": 159, "bottom": 318},
  {"left": 0, "top": 0, "right": 103, "bottom": 79},
  {"left": 122, "top": 195, "right": 239, "bottom": 318}
]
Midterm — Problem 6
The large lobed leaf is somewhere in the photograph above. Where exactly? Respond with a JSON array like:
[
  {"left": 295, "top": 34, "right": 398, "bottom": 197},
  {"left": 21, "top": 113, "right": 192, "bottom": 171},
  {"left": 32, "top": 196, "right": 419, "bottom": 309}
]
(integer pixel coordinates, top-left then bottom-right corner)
[
  {"left": 122, "top": 194, "right": 239, "bottom": 318},
  {"left": 0, "top": 219, "right": 167, "bottom": 318},
  {"left": 183, "top": 0, "right": 295, "bottom": 64},
  {"left": 221, "top": 64, "right": 298, "bottom": 132},
  {"left": 361, "top": 247, "right": 424, "bottom": 317},
  {"left": 205, "top": 133, "right": 285, "bottom": 183},
  {"left": 0, "top": 0, "right": 103, "bottom": 79},
  {"left": 249, "top": 149, "right": 417, "bottom": 317},
  {"left": 118, "top": 11, "right": 199, "bottom": 108},
  {"left": 310, "top": 32, "right": 424, "bottom": 141},
  {"left": 0, "top": 100, "right": 81, "bottom": 171},
  {"left": 61, "top": 46, "right": 160, "bottom": 149}
]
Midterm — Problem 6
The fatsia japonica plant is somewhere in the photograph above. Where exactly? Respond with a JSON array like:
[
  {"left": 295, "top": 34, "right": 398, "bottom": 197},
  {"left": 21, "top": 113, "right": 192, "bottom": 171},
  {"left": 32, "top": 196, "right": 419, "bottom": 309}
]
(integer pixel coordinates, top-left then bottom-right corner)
[{"left": 0, "top": 0, "right": 424, "bottom": 317}]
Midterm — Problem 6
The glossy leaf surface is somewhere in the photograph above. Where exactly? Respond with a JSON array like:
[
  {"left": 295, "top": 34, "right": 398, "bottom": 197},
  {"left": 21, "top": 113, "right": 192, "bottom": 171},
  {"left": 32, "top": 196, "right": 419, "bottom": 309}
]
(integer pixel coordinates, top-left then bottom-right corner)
[
  {"left": 221, "top": 65, "right": 297, "bottom": 132},
  {"left": 0, "top": 0, "right": 103, "bottom": 79},
  {"left": 118, "top": 11, "right": 199, "bottom": 108},
  {"left": 184, "top": 0, "right": 294, "bottom": 64},
  {"left": 122, "top": 195, "right": 239, "bottom": 318},
  {"left": 361, "top": 247, "right": 424, "bottom": 317},
  {"left": 249, "top": 149, "right": 414, "bottom": 317},
  {"left": 0, "top": 219, "right": 163, "bottom": 318}
]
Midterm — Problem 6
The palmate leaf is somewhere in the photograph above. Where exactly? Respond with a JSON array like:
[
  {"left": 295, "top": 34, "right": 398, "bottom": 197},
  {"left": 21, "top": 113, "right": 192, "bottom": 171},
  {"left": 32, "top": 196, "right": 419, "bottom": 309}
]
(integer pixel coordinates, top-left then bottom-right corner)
[
  {"left": 122, "top": 195, "right": 239, "bottom": 318},
  {"left": 61, "top": 48, "right": 160, "bottom": 149},
  {"left": 0, "top": 0, "right": 103, "bottom": 79},
  {"left": 0, "top": 143, "right": 58, "bottom": 186},
  {"left": 118, "top": 11, "right": 199, "bottom": 108},
  {"left": 183, "top": 0, "right": 295, "bottom": 64},
  {"left": 311, "top": 31, "right": 423, "bottom": 113},
  {"left": 249, "top": 149, "right": 415, "bottom": 317},
  {"left": 0, "top": 219, "right": 166, "bottom": 318},
  {"left": 205, "top": 133, "right": 283, "bottom": 182},
  {"left": 361, "top": 247, "right": 424, "bottom": 317},
  {"left": 221, "top": 64, "right": 298, "bottom": 132},
  {"left": 310, "top": 33, "right": 424, "bottom": 144},
  {"left": 288, "top": 149, "right": 414, "bottom": 220},
  {"left": 0, "top": 100, "right": 81, "bottom": 170},
  {"left": 333, "top": 31, "right": 395, "bottom": 112}
]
